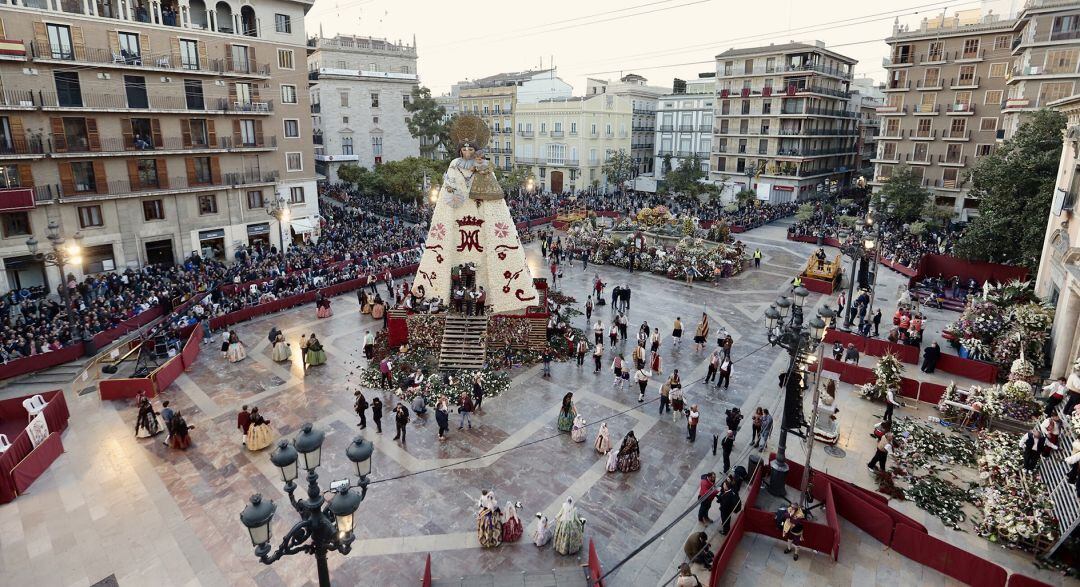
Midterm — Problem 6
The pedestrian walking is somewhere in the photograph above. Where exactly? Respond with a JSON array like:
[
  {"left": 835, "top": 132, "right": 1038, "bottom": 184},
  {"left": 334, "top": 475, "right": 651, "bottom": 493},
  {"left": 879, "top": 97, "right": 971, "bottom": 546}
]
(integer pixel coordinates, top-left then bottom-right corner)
[
  {"left": 542, "top": 349, "right": 553, "bottom": 378},
  {"left": 659, "top": 381, "right": 671, "bottom": 415},
  {"left": 458, "top": 392, "right": 474, "bottom": 429},
  {"left": 593, "top": 319, "right": 603, "bottom": 345},
  {"left": 867, "top": 432, "right": 893, "bottom": 472},
  {"left": 371, "top": 397, "right": 383, "bottom": 433},
  {"left": 472, "top": 372, "right": 485, "bottom": 411},
  {"left": 697, "top": 472, "right": 718, "bottom": 524},
  {"left": 757, "top": 409, "right": 773, "bottom": 450},
  {"left": 716, "top": 355, "right": 732, "bottom": 390},
  {"left": 592, "top": 342, "right": 604, "bottom": 373},
  {"left": 782, "top": 505, "right": 806, "bottom": 561},
  {"left": 635, "top": 366, "right": 649, "bottom": 403},
  {"left": 705, "top": 349, "right": 720, "bottom": 383},
  {"left": 435, "top": 396, "right": 450, "bottom": 441},
  {"left": 354, "top": 392, "right": 368, "bottom": 428},
  {"left": 585, "top": 296, "right": 593, "bottom": 323},
  {"left": 718, "top": 479, "right": 742, "bottom": 535},
  {"left": 721, "top": 429, "right": 734, "bottom": 472},
  {"left": 687, "top": 405, "right": 700, "bottom": 442}
]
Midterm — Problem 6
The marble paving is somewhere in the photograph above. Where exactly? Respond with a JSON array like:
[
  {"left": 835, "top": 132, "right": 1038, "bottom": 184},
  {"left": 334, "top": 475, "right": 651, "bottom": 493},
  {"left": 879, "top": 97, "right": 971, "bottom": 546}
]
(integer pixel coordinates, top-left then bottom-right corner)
[{"left": 0, "top": 221, "right": 1067, "bottom": 587}]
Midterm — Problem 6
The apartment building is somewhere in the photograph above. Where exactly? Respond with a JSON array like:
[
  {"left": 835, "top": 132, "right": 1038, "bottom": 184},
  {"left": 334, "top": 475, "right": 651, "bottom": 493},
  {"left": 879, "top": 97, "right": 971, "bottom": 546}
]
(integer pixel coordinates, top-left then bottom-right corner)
[
  {"left": 874, "top": 10, "right": 1014, "bottom": 219},
  {"left": 0, "top": 0, "right": 317, "bottom": 291},
  {"left": 711, "top": 42, "right": 858, "bottom": 203},
  {"left": 1004, "top": 0, "right": 1080, "bottom": 138},
  {"left": 514, "top": 93, "right": 633, "bottom": 194},
  {"left": 585, "top": 73, "right": 667, "bottom": 175},
  {"left": 456, "top": 69, "right": 572, "bottom": 171},
  {"left": 654, "top": 75, "right": 716, "bottom": 180},
  {"left": 307, "top": 34, "right": 419, "bottom": 182},
  {"left": 851, "top": 77, "right": 884, "bottom": 176}
]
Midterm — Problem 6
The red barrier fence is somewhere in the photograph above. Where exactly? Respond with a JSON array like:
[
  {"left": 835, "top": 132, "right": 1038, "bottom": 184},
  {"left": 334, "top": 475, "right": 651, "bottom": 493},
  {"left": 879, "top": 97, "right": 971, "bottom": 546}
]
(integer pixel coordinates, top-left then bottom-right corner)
[
  {"left": 935, "top": 352, "right": 999, "bottom": 383},
  {"left": 0, "top": 390, "right": 70, "bottom": 503},
  {"left": 99, "top": 377, "right": 157, "bottom": 401},
  {"left": 918, "top": 382, "right": 949, "bottom": 405},
  {"left": 0, "top": 344, "right": 86, "bottom": 382},
  {"left": 99, "top": 321, "right": 205, "bottom": 401},
  {"left": 824, "top": 330, "right": 919, "bottom": 365},
  {"left": 829, "top": 480, "right": 892, "bottom": 544},
  {"left": 910, "top": 254, "right": 1028, "bottom": 291},
  {"left": 787, "top": 234, "right": 920, "bottom": 277},
  {"left": 801, "top": 276, "right": 836, "bottom": 295},
  {"left": 422, "top": 554, "right": 432, "bottom": 587},
  {"left": 891, "top": 523, "right": 1008, "bottom": 587},
  {"left": 709, "top": 462, "right": 763, "bottom": 587},
  {"left": 1007, "top": 574, "right": 1055, "bottom": 587},
  {"left": 812, "top": 357, "right": 961, "bottom": 406},
  {"left": 587, "top": 539, "right": 605, "bottom": 587}
]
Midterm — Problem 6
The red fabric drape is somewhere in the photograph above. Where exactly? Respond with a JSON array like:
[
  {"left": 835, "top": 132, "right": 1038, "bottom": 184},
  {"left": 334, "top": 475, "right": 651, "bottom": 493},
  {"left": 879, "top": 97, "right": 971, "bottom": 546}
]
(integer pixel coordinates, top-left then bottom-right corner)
[{"left": 11, "top": 432, "right": 63, "bottom": 494}]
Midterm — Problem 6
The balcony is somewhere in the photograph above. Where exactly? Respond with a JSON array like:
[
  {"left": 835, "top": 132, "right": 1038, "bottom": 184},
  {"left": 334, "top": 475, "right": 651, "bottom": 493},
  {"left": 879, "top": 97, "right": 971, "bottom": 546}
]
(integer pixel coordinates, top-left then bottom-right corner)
[
  {"left": 909, "top": 129, "right": 937, "bottom": 140},
  {"left": 930, "top": 177, "right": 964, "bottom": 190},
  {"left": 550, "top": 130, "right": 564, "bottom": 138},
  {"left": 800, "top": 85, "right": 853, "bottom": 99},
  {"left": 870, "top": 151, "right": 902, "bottom": 164},
  {"left": 518, "top": 130, "right": 534, "bottom": 137},
  {"left": 942, "top": 129, "right": 971, "bottom": 141},
  {"left": 908, "top": 154, "right": 932, "bottom": 165},
  {"left": 0, "top": 90, "right": 41, "bottom": 110},
  {"left": 0, "top": 137, "right": 47, "bottom": 158},
  {"left": 1049, "top": 29, "right": 1080, "bottom": 42},
  {"left": 777, "top": 147, "right": 858, "bottom": 158},
  {"left": 946, "top": 103, "right": 975, "bottom": 115},
  {"left": 45, "top": 169, "right": 280, "bottom": 202},
  {"left": 951, "top": 49, "right": 985, "bottom": 62},
  {"left": 949, "top": 76, "right": 980, "bottom": 89},
  {"left": 916, "top": 79, "right": 943, "bottom": 90},
  {"left": 885, "top": 80, "right": 911, "bottom": 91},
  {"left": 37, "top": 91, "right": 273, "bottom": 114},
  {"left": 50, "top": 135, "right": 277, "bottom": 156},
  {"left": 30, "top": 42, "right": 271, "bottom": 77},
  {"left": 658, "top": 125, "right": 675, "bottom": 132},
  {"left": 632, "top": 125, "right": 654, "bottom": 131},
  {"left": 938, "top": 154, "right": 967, "bottom": 166},
  {"left": 912, "top": 104, "right": 940, "bottom": 115},
  {"left": 633, "top": 107, "right": 653, "bottom": 114},
  {"left": 678, "top": 125, "right": 695, "bottom": 132},
  {"left": 884, "top": 55, "right": 915, "bottom": 67}
]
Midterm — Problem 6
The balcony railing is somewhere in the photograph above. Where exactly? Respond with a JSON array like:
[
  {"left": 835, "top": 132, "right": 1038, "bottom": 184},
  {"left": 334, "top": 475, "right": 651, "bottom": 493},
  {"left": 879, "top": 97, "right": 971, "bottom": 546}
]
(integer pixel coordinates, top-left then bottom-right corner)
[
  {"left": 942, "top": 129, "right": 971, "bottom": 140},
  {"left": 909, "top": 129, "right": 938, "bottom": 139},
  {"left": 912, "top": 104, "right": 939, "bottom": 114},
  {"left": 658, "top": 125, "right": 675, "bottom": 132},
  {"left": 632, "top": 125, "right": 654, "bottom": 131},
  {"left": 633, "top": 107, "right": 653, "bottom": 114},
  {"left": 1049, "top": 29, "right": 1080, "bottom": 42},
  {"left": 29, "top": 42, "right": 270, "bottom": 76},
  {"left": 916, "top": 79, "right": 943, "bottom": 90},
  {"left": 949, "top": 76, "right": 980, "bottom": 88},
  {"left": 677, "top": 125, "right": 695, "bottom": 132},
  {"left": 946, "top": 103, "right": 975, "bottom": 114},
  {"left": 36, "top": 91, "right": 273, "bottom": 113},
  {"left": 46, "top": 169, "right": 279, "bottom": 201},
  {"left": 721, "top": 62, "right": 852, "bottom": 80},
  {"left": 886, "top": 80, "right": 911, "bottom": 90},
  {"left": 950, "top": 49, "right": 986, "bottom": 61},
  {"left": 938, "top": 154, "right": 968, "bottom": 166},
  {"left": 550, "top": 130, "right": 564, "bottom": 138},
  {"left": 51, "top": 135, "right": 276, "bottom": 154},
  {"left": 0, "top": 89, "right": 41, "bottom": 108},
  {"left": 0, "top": 137, "right": 47, "bottom": 156},
  {"left": 930, "top": 178, "right": 964, "bottom": 190},
  {"left": 517, "top": 130, "right": 534, "bottom": 137}
]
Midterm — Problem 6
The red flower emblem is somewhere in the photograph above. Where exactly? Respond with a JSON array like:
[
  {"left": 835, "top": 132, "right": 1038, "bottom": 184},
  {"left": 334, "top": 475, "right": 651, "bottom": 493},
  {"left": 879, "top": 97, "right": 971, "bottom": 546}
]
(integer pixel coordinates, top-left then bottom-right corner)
[
  {"left": 429, "top": 223, "right": 447, "bottom": 241},
  {"left": 494, "top": 222, "right": 510, "bottom": 239}
]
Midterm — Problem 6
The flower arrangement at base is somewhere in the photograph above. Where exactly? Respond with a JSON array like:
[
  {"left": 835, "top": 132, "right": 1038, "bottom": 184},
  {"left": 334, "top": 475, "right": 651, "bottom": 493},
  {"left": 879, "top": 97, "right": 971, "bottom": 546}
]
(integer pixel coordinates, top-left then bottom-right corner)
[
  {"left": 406, "top": 314, "right": 444, "bottom": 348},
  {"left": 487, "top": 315, "right": 532, "bottom": 349},
  {"left": 358, "top": 347, "right": 511, "bottom": 406},
  {"left": 891, "top": 417, "right": 978, "bottom": 469},
  {"left": 872, "top": 469, "right": 906, "bottom": 501},
  {"left": 975, "top": 431, "right": 1059, "bottom": 550},
  {"left": 860, "top": 353, "right": 904, "bottom": 401},
  {"left": 906, "top": 475, "right": 974, "bottom": 529}
]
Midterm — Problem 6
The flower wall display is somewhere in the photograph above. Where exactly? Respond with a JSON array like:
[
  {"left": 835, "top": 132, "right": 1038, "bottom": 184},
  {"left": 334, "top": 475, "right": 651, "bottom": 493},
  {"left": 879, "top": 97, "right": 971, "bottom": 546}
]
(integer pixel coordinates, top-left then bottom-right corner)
[
  {"left": 406, "top": 314, "right": 444, "bottom": 348},
  {"left": 487, "top": 315, "right": 532, "bottom": 349},
  {"left": 359, "top": 347, "right": 511, "bottom": 406},
  {"left": 568, "top": 227, "right": 748, "bottom": 282},
  {"left": 975, "top": 431, "right": 1058, "bottom": 549},
  {"left": 946, "top": 281, "right": 1054, "bottom": 371}
]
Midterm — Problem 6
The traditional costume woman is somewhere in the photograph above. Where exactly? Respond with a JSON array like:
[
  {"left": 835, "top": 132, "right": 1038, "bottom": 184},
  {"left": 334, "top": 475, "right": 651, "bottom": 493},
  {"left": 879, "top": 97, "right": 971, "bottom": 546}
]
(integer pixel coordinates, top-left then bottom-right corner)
[
  {"left": 306, "top": 335, "right": 327, "bottom": 367},
  {"left": 476, "top": 490, "right": 503, "bottom": 548},
  {"left": 271, "top": 334, "right": 291, "bottom": 362},
  {"left": 316, "top": 295, "right": 333, "bottom": 319},
  {"left": 571, "top": 415, "right": 588, "bottom": 443},
  {"left": 650, "top": 351, "right": 663, "bottom": 374},
  {"left": 533, "top": 513, "right": 553, "bottom": 547},
  {"left": 361, "top": 291, "right": 373, "bottom": 314},
  {"left": 594, "top": 422, "right": 611, "bottom": 454},
  {"left": 134, "top": 397, "right": 162, "bottom": 438},
  {"left": 245, "top": 408, "right": 273, "bottom": 451},
  {"left": 616, "top": 431, "right": 641, "bottom": 473},
  {"left": 371, "top": 299, "right": 386, "bottom": 320},
  {"left": 169, "top": 413, "right": 192, "bottom": 450},
  {"left": 552, "top": 497, "right": 585, "bottom": 555},
  {"left": 501, "top": 501, "right": 524, "bottom": 543},
  {"left": 557, "top": 393, "right": 576, "bottom": 433},
  {"left": 226, "top": 331, "right": 247, "bottom": 363}
]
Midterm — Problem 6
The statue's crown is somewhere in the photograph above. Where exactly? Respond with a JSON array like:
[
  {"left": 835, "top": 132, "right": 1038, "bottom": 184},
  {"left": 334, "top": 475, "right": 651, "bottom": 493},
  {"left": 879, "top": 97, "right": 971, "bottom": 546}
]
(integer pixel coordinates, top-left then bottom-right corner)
[{"left": 457, "top": 215, "right": 485, "bottom": 228}]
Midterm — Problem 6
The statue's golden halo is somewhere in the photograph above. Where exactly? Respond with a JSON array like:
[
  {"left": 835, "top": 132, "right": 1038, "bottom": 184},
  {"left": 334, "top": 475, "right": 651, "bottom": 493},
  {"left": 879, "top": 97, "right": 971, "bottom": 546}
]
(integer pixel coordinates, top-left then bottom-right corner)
[{"left": 450, "top": 115, "right": 491, "bottom": 151}]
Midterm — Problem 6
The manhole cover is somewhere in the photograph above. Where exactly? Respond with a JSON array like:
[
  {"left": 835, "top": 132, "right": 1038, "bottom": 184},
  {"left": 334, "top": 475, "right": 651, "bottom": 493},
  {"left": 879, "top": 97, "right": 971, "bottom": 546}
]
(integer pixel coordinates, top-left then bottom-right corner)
[{"left": 823, "top": 445, "right": 846, "bottom": 458}]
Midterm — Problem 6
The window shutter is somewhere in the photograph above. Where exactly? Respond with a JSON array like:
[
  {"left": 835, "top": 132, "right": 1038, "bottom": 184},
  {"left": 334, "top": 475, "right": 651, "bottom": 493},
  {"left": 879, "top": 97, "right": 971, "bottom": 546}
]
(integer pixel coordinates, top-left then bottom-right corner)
[
  {"left": 0, "top": 17, "right": 6, "bottom": 39},
  {"left": 247, "top": 46, "right": 256, "bottom": 72},
  {"left": 254, "top": 120, "right": 263, "bottom": 146},
  {"left": 232, "top": 119, "right": 241, "bottom": 146},
  {"left": 86, "top": 117, "right": 100, "bottom": 151},
  {"left": 207, "top": 119, "right": 217, "bottom": 146},
  {"left": 107, "top": 31, "right": 120, "bottom": 55},
  {"left": 225, "top": 43, "right": 233, "bottom": 71},
  {"left": 210, "top": 156, "right": 221, "bottom": 184},
  {"left": 120, "top": 117, "right": 134, "bottom": 149},
  {"left": 127, "top": 159, "right": 141, "bottom": 191},
  {"left": 170, "top": 37, "right": 181, "bottom": 65},
  {"left": 71, "top": 26, "right": 85, "bottom": 61},
  {"left": 150, "top": 118, "right": 162, "bottom": 147},
  {"left": 33, "top": 22, "right": 48, "bottom": 55},
  {"left": 228, "top": 83, "right": 237, "bottom": 106},
  {"left": 17, "top": 164, "right": 33, "bottom": 187},
  {"left": 91, "top": 161, "right": 107, "bottom": 193},
  {"left": 196, "top": 41, "right": 207, "bottom": 70},
  {"left": 8, "top": 116, "right": 25, "bottom": 151},
  {"left": 139, "top": 33, "right": 150, "bottom": 55},
  {"left": 252, "top": 84, "right": 260, "bottom": 102},
  {"left": 156, "top": 158, "right": 168, "bottom": 189},
  {"left": 58, "top": 162, "right": 74, "bottom": 195},
  {"left": 185, "top": 157, "right": 196, "bottom": 185},
  {"left": 50, "top": 117, "right": 67, "bottom": 152},
  {"left": 180, "top": 119, "right": 191, "bottom": 147}
]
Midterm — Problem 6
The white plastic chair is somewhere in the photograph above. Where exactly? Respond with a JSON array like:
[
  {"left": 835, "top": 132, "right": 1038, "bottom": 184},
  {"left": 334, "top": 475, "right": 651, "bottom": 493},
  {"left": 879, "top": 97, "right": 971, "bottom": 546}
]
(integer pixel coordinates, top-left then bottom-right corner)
[
  {"left": 0, "top": 434, "right": 10, "bottom": 453},
  {"left": 23, "top": 394, "right": 46, "bottom": 422}
]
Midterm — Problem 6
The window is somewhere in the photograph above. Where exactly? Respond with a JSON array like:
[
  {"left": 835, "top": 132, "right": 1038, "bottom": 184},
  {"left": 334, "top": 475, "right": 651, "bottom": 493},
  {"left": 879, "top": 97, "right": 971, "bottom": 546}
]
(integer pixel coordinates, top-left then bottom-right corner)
[
  {"left": 371, "top": 137, "right": 382, "bottom": 157},
  {"left": 540, "top": 122, "right": 546, "bottom": 133},
  {"left": 71, "top": 161, "right": 97, "bottom": 192},
  {"left": 343, "top": 116, "right": 349, "bottom": 124},
  {"left": 278, "top": 49, "right": 294, "bottom": 70},
  {"left": 976, "top": 144, "right": 993, "bottom": 157},
  {"left": 942, "top": 168, "right": 959, "bottom": 187},
  {"left": 740, "top": 100, "right": 750, "bottom": 115},
  {"left": 275, "top": 13, "right": 292, "bottom": 33},
  {"left": 570, "top": 122, "right": 577, "bottom": 134},
  {"left": 402, "top": 93, "right": 411, "bottom": 108},
  {"left": 184, "top": 79, "right": 204, "bottom": 110},
  {"left": 138, "top": 158, "right": 159, "bottom": 188},
  {"left": 762, "top": 100, "right": 772, "bottom": 114},
  {"left": 238, "top": 120, "right": 257, "bottom": 146},
  {"left": 923, "top": 68, "right": 940, "bottom": 87},
  {"left": 286, "top": 152, "right": 302, "bottom": 171},
  {"left": 189, "top": 118, "right": 209, "bottom": 146},
  {"left": 1045, "top": 49, "right": 1080, "bottom": 74},
  {"left": 231, "top": 45, "right": 250, "bottom": 72},
  {"left": 979, "top": 117, "right": 998, "bottom": 132},
  {"left": 118, "top": 32, "right": 141, "bottom": 62},
  {"left": 54, "top": 72, "right": 82, "bottom": 108},
  {"left": 78, "top": 205, "right": 103, "bottom": 228},
  {"left": 197, "top": 194, "right": 217, "bottom": 215},
  {"left": 283, "top": 119, "right": 299, "bottom": 138},
  {"left": 124, "top": 75, "right": 148, "bottom": 109},
  {"left": 281, "top": 84, "right": 297, "bottom": 104},
  {"left": 1039, "top": 81, "right": 1074, "bottom": 105},
  {"left": 0, "top": 164, "right": 23, "bottom": 188},
  {"left": 927, "top": 41, "right": 943, "bottom": 62},
  {"left": 743, "top": 59, "right": 753, "bottom": 74},
  {"left": 246, "top": 190, "right": 264, "bottom": 209},
  {"left": 949, "top": 118, "right": 967, "bottom": 137},
  {"left": 1052, "top": 15, "right": 1080, "bottom": 41},
  {"left": 235, "top": 82, "right": 254, "bottom": 105},
  {"left": 341, "top": 136, "right": 353, "bottom": 155},
  {"left": 994, "top": 35, "right": 1012, "bottom": 51},
  {"left": 142, "top": 199, "right": 165, "bottom": 221},
  {"left": 912, "top": 143, "right": 928, "bottom": 162},
  {"left": 988, "top": 62, "right": 1008, "bottom": 78},
  {"left": 953, "top": 91, "right": 972, "bottom": 107},
  {"left": 180, "top": 39, "right": 199, "bottom": 70},
  {"left": 885, "top": 118, "right": 900, "bottom": 136},
  {"left": 985, "top": 90, "right": 1003, "bottom": 105},
  {"left": 46, "top": 24, "right": 73, "bottom": 60},
  {"left": 339, "top": 91, "right": 349, "bottom": 107},
  {"left": 919, "top": 93, "right": 936, "bottom": 110},
  {"left": 1, "top": 212, "right": 30, "bottom": 238},
  {"left": 957, "top": 65, "right": 976, "bottom": 85},
  {"left": 916, "top": 118, "right": 933, "bottom": 137},
  {"left": 716, "top": 157, "right": 726, "bottom": 172},
  {"left": 192, "top": 156, "right": 212, "bottom": 183},
  {"left": 962, "top": 38, "right": 980, "bottom": 58},
  {"left": 371, "top": 92, "right": 379, "bottom": 108},
  {"left": 290, "top": 186, "right": 305, "bottom": 203}
]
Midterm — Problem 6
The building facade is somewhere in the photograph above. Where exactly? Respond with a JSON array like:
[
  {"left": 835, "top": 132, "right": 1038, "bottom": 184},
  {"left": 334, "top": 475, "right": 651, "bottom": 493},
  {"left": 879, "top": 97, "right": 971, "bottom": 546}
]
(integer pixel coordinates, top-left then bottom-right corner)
[
  {"left": 0, "top": 0, "right": 318, "bottom": 292},
  {"left": 874, "top": 11, "right": 1014, "bottom": 219},
  {"left": 514, "top": 93, "right": 633, "bottom": 194},
  {"left": 654, "top": 76, "right": 716, "bottom": 180},
  {"left": 456, "top": 69, "right": 572, "bottom": 172},
  {"left": 307, "top": 34, "right": 419, "bottom": 182},
  {"left": 710, "top": 42, "right": 858, "bottom": 203},
  {"left": 586, "top": 73, "right": 666, "bottom": 176},
  {"left": 850, "top": 77, "right": 883, "bottom": 177},
  {"left": 1035, "top": 93, "right": 1080, "bottom": 377},
  {"left": 1004, "top": 0, "right": 1080, "bottom": 139}
]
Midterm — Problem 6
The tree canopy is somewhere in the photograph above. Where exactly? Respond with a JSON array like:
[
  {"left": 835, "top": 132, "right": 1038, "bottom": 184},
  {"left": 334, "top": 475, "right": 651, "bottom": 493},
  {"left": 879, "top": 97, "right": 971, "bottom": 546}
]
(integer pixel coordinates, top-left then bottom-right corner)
[
  {"left": 404, "top": 86, "right": 451, "bottom": 160},
  {"left": 665, "top": 155, "right": 705, "bottom": 194},
  {"left": 336, "top": 157, "right": 447, "bottom": 202},
  {"left": 601, "top": 149, "right": 636, "bottom": 189},
  {"left": 874, "top": 165, "right": 930, "bottom": 224},
  {"left": 955, "top": 108, "right": 1066, "bottom": 270}
]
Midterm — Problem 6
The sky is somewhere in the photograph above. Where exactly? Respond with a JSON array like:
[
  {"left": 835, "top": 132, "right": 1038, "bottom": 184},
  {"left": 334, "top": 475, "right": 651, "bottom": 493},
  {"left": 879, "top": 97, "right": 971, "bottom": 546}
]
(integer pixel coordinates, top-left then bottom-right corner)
[{"left": 303, "top": 0, "right": 1015, "bottom": 96}]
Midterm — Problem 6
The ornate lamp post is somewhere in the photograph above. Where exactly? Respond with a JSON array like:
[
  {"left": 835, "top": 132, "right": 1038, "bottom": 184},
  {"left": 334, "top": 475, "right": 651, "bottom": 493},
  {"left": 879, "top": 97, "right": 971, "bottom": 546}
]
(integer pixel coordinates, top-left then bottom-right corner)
[
  {"left": 798, "top": 305, "right": 836, "bottom": 505},
  {"left": 240, "top": 424, "right": 374, "bottom": 587},
  {"left": 26, "top": 220, "right": 83, "bottom": 345},
  {"left": 763, "top": 287, "right": 831, "bottom": 498},
  {"left": 265, "top": 193, "right": 291, "bottom": 252}
]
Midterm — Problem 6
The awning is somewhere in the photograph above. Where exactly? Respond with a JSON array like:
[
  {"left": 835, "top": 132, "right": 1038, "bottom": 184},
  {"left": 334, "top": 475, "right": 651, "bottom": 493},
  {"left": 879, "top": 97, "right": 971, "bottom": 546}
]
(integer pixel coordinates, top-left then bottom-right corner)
[
  {"left": 290, "top": 216, "right": 319, "bottom": 235},
  {"left": 199, "top": 229, "right": 225, "bottom": 240},
  {"left": 247, "top": 222, "right": 270, "bottom": 236},
  {"left": 0, "top": 188, "right": 34, "bottom": 212}
]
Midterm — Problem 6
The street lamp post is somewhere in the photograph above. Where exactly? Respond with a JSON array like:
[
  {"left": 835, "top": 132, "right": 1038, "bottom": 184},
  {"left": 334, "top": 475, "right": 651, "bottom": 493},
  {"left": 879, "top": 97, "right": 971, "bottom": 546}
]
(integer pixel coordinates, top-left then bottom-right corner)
[
  {"left": 240, "top": 424, "right": 374, "bottom": 587},
  {"left": 26, "top": 220, "right": 83, "bottom": 345},
  {"left": 798, "top": 306, "right": 836, "bottom": 506},
  {"left": 265, "top": 194, "right": 291, "bottom": 252},
  {"left": 862, "top": 213, "right": 883, "bottom": 336}
]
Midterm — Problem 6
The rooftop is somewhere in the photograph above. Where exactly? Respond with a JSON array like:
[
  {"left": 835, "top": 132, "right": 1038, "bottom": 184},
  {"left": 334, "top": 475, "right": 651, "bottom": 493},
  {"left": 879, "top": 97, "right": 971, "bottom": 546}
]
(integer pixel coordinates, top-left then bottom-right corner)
[
  {"left": 716, "top": 42, "right": 857, "bottom": 64},
  {"left": 468, "top": 69, "right": 555, "bottom": 87}
]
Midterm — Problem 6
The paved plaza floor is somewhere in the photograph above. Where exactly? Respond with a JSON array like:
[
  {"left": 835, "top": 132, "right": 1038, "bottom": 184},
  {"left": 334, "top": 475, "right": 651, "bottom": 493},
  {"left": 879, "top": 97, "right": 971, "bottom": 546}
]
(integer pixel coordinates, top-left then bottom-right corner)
[{"left": 0, "top": 220, "right": 1069, "bottom": 586}]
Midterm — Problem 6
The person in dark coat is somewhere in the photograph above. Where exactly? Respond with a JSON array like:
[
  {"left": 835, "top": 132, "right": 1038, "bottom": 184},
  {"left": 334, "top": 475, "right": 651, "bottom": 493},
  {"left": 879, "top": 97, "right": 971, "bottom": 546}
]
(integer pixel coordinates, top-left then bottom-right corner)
[
  {"left": 721, "top": 429, "right": 735, "bottom": 473},
  {"left": 1022, "top": 428, "right": 1046, "bottom": 471},
  {"left": 682, "top": 531, "right": 713, "bottom": 567},
  {"left": 921, "top": 342, "right": 941, "bottom": 373},
  {"left": 718, "top": 479, "right": 742, "bottom": 535},
  {"left": 392, "top": 402, "right": 409, "bottom": 442},
  {"left": 354, "top": 391, "right": 368, "bottom": 429},
  {"left": 371, "top": 397, "right": 383, "bottom": 433},
  {"left": 267, "top": 326, "right": 281, "bottom": 346}
]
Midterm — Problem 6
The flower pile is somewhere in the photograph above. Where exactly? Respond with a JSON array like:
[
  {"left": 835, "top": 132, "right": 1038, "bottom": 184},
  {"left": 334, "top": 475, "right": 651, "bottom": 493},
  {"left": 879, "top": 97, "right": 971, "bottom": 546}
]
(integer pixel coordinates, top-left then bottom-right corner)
[
  {"left": 974, "top": 431, "right": 1058, "bottom": 549},
  {"left": 487, "top": 315, "right": 532, "bottom": 349},
  {"left": 405, "top": 314, "right": 444, "bottom": 348},
  {"left": 946, "top": 281, "right": 1054, "bottom": 370},
  {"left": 359, "top": 347, "right": 511, "bottom": 406},
  {"left": 568, "top": 227, "right": 748, "bottom": 281},
  {"left": 860, "top": 353, "right": 903, "bottom": 401},
  {"left": 906, "top": 476, "right": 974, "bottom": 529},
  {"left": 892, "top": 417, "right": 978, "bottom": 470}
]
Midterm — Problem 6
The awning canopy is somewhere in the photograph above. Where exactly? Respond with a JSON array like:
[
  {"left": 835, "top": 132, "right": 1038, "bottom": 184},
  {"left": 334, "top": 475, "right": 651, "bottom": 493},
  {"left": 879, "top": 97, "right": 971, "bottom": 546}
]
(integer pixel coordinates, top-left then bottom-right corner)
[{"left": 290, "top": 216, "right": 320, "bottom": 235}]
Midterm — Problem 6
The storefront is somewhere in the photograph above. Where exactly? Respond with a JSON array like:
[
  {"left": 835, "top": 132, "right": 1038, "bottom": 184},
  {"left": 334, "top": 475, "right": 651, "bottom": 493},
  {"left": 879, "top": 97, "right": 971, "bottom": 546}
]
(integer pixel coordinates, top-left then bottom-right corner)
[
  {"left": 144, "top": 238, "right": 175, "bottom": 266},
  {"left": 3, "top": 254, "right": 46, "bottom": 292},
  {"left": 247, "top": 222, "right": 271, "bottom": 249},
  {"left": 289, "top": 216, "right": 320, "bottom": 244},
  {"left": 198, "top": 228, "right": 226, "bottom": 261},
  {"left": 80, "top": 244, "right": 116, "bottom": 274}
]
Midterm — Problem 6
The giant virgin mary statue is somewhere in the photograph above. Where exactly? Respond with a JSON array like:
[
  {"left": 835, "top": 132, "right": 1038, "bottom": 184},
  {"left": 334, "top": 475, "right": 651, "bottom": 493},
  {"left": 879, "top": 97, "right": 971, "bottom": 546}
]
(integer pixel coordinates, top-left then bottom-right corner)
[{"left": 414, "top": 116, "right": 538, "bottom": 315}]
